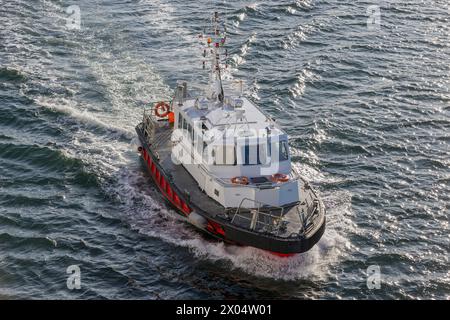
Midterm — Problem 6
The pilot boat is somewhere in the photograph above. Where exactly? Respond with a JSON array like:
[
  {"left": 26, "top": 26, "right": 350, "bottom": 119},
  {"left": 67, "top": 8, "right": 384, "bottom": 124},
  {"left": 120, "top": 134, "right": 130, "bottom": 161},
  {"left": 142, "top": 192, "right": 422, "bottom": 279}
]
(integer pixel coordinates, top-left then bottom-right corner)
[{"left": 135, "top": 13, "right": 325, "bottom": 256}]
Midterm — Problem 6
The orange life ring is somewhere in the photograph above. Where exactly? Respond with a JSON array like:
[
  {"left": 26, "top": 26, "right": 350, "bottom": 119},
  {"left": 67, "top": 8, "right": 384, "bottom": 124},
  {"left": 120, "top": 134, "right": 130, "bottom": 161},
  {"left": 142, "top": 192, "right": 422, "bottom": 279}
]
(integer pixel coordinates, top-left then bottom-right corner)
[
  {"left": 154, "top": 102, "right": 171, "bottom": 118},
  {"left": 272, "top": 173, "right": 289, "bottom": 183},
  {"left": 231, "top": 176, "right": 249, "bottom": 185}
]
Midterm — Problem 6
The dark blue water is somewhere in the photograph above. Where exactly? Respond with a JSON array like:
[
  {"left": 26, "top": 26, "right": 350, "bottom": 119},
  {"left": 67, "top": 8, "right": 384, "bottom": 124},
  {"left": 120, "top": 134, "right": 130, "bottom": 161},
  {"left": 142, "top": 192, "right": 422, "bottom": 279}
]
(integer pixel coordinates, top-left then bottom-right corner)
[{"left": 0, "top": 0, "right": 449, "bottom": 299}]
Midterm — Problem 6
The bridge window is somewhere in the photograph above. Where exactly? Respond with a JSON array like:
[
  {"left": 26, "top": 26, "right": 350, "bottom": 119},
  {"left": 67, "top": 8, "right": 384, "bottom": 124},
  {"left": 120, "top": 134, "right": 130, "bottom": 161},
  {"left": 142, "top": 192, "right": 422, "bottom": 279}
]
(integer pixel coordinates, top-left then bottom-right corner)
[
  {"left": 243, "top": 139, "right": 266, "bottom": 165},
  {"left": 267, "top": 137, "right": 289, "bottom": 162},
  {"left": 279, "top": 141, "right": 289, "bottom": 161},
  {"left": 244, "top": 143, "right": 257, "bottom": 165},
  {"left": 178, "top": 113, "right": 183, "bottom": 129},
  {"left": 214, "top": 145, "right": 236, "bottom": 166},
  {"left": 187, "top": 123, "right": 193, "bottom": 143}
]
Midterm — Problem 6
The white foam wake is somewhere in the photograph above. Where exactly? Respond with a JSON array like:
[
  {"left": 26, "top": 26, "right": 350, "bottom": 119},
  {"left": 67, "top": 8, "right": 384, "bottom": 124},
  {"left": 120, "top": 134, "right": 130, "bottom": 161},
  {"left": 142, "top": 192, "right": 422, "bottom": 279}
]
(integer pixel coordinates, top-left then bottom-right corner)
[{"left": 111, "top": 160, "right": 352, "bottom": 281}]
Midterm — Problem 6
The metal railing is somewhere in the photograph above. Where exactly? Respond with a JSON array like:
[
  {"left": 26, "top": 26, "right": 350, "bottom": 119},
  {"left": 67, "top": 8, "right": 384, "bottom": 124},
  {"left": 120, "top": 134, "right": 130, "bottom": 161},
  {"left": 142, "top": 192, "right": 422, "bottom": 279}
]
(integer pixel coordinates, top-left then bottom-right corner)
[
  {"left": 141, "top": 100, "right": 173, "bottom": 142},
  {"left": 291, "top": 167, "right": 323, "bottom": 235},
  {"left": 230, "top": 198, "right": 286, "bottom": 236},
  {"left": 229, "top": 191, "right": 321, "bottom": 238},
  {"left": 143, "top": 100, "right": 173, "bottom": 122}
]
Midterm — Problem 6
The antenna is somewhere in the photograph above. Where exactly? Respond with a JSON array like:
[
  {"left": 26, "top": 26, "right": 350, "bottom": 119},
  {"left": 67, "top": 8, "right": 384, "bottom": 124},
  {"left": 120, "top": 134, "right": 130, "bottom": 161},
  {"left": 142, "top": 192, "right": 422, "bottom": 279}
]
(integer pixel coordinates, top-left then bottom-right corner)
[
  {"left": 200, "top": 11, "right": 227, "bottom": 103},
  {"left": 217, "top": 51, "right": 225, "bottom": 103}
]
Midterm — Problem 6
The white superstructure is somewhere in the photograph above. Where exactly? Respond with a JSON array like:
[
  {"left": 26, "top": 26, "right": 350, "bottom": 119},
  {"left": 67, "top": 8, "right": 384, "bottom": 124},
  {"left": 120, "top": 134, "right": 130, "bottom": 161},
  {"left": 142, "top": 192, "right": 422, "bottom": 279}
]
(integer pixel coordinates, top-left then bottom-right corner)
[{"left": 166, "top": 13, "right": 303, "bottom": 209}]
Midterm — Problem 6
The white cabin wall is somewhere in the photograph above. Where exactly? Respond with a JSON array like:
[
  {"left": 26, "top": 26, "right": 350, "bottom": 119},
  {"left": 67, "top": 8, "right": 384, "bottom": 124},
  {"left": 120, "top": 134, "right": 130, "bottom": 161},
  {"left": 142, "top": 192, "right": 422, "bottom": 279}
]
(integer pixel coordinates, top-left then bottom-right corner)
[
  {"left": 204, "top": 176, "right": 224, "bottom": 204},
  {"left": 222, "top": 186, "right": 255, "bottom": 208},
  {"left": 207, "top": 160, "right": 291, "bottom": 178},
  {"left": 170, "top": 98, "right": 300, "bottom": 209},
  {"left": 277, "top": 181, "right": 300, "bottom": 205},
  {"left": 175, "top": 138, "right": 298, "bottom": 208}
]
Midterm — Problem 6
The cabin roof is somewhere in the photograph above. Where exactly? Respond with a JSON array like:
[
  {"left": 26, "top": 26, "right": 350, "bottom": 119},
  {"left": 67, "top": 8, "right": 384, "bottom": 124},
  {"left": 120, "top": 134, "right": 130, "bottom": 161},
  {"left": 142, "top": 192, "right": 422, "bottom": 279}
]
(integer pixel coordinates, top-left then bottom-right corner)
[{"left": 179, "top": 96, "right": 286, "bottom": 140}]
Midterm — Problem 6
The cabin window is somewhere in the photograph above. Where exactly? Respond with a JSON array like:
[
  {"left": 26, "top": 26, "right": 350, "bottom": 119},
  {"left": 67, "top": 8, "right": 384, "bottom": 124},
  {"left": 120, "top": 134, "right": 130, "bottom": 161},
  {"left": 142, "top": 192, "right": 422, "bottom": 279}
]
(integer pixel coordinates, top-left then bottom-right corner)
[
  {"left": 187, "top": 123, "right": 193, "bottom": 142},
  {"left": 266, "top": 137, "right": 289, "bottom": 162},
  {"left": 178, "top": 113, "right": 183, "bottom": 129},
  {"left": 243, "top": 143, "right": 250, "bottom": 165},
  {"left": 214, "top": 145, "right": 236, "bottom": 166},
  {"left": 243, "top": 138, "right": 262, "bottom": 165},
  {"left": 182, "top": 117, "right": 187, "bottom": 131},
  {"left": 259, "top": 142, "right": 268, "bottom": 164},
  {"left": 279, "top": 141, "right": 289, "bottom": 161},
  {"left": 192, "top": 128, "right": 201, "bottom": 154}
]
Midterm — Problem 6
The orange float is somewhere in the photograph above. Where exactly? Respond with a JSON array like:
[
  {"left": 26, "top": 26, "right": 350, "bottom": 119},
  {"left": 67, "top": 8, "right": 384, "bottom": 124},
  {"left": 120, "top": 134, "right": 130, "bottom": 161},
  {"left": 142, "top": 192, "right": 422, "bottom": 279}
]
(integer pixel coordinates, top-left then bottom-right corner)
[
  {"left": 154, "top": 101, "right": 171, "bottom": 118},
  {"left": 231, "top": 176, "right": 249, "bottom": 185},
  {"left": 271, "top": 173, "right": 289, "bottom": 183}
]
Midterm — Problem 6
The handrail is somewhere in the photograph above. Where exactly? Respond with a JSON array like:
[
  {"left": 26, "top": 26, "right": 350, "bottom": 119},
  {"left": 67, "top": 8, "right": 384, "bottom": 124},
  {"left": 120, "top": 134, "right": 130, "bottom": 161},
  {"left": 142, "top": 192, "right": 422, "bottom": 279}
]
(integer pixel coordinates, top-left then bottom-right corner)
[
  {"left": 290, "top": 166, "right": 323, "bottom": 232},
  {"left": 143, "top": 99, "right": 174, "bottom": 122},
  {"left": 142, "top": 100, "right": 174, "bottom": 143},
  {"left": 232, "top": 198, "right": 285, "bottom": 221},
  {"left": 231, "top": 198, "right": 287, "bottom": 235},
  {"left": 229, "top": 190, "right": 321, "bottom": 238}
]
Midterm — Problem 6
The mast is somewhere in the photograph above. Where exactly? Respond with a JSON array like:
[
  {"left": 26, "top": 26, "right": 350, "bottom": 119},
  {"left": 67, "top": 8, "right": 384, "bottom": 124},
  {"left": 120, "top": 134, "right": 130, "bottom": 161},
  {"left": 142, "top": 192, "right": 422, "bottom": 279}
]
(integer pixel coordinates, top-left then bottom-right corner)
[{"left": 201, "top": 12, "right": 227, "bottom": 103}]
